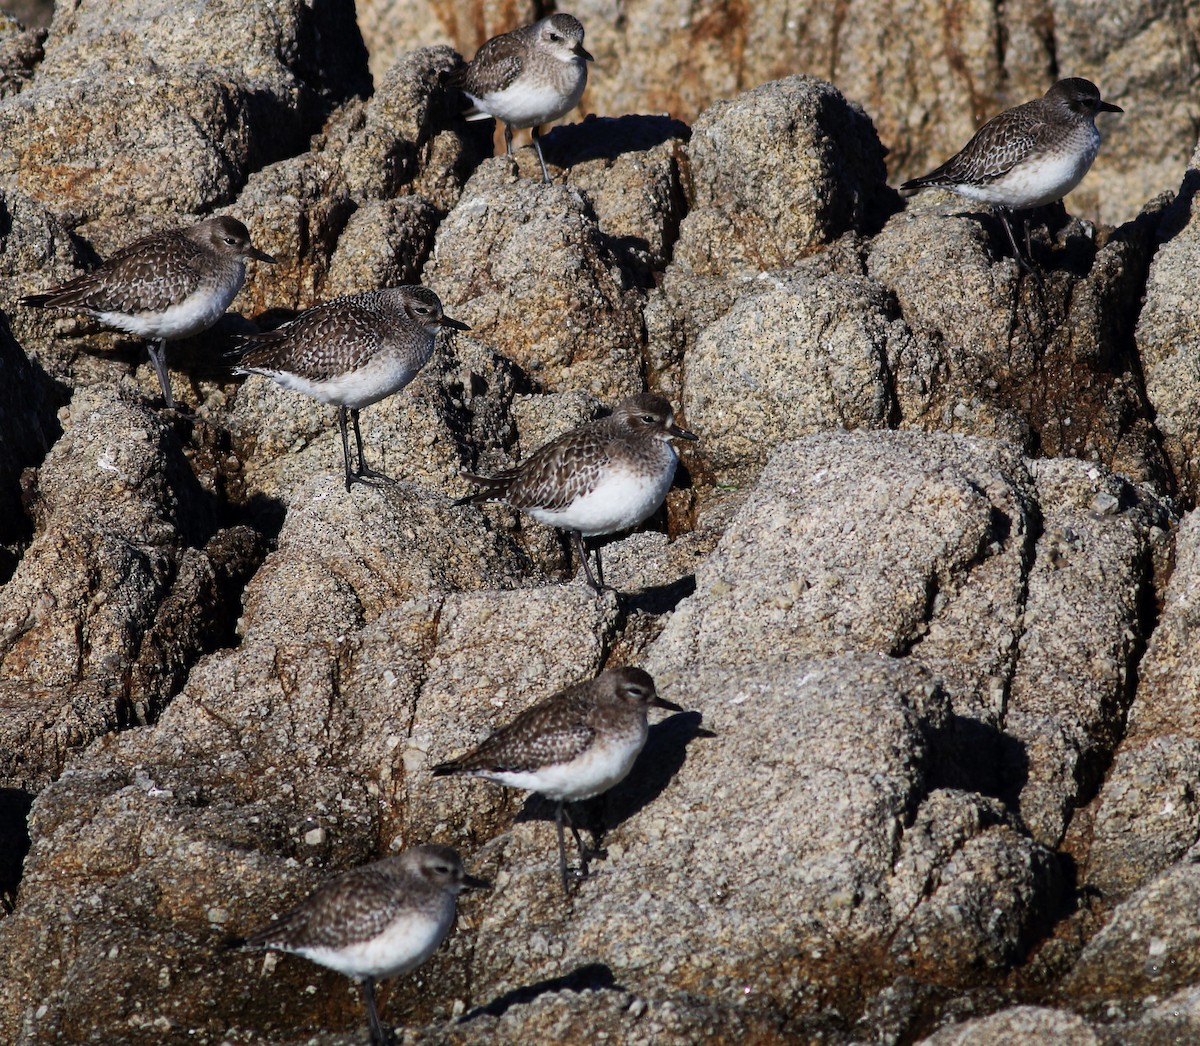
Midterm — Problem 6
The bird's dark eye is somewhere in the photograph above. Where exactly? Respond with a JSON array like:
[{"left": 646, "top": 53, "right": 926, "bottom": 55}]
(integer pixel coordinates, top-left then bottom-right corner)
[
  {"left": 641, "top": 414, "right": 656, "bottom": 424},
  {"left": 549, "top": 32, "right": 561, "bottom": 41},
  {"left": 433, "top": 864, "right": 451, "bottom": 875}
]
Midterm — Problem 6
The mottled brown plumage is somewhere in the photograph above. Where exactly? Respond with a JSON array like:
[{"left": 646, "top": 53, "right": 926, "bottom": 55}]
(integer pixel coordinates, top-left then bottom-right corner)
[
  {"left": 432, "top": 667, "right": 680, "bottom": 892},
  {"left": 20, "top": 215, "right": 275, "bottom": 408},
  {"left": 233, "top": 286, "right": 469, "bottom": 491},
  {"left": 459, "top": 394, "right": 697, "bottom": 591},
  {"left": 239, "top": 845, "right": 486, "bottom": 1046},
  {"left": 451, "top": 13, "right": 593, "bottom": 183},
  {"left": 900, "top": 78, "right": 1122, "bottom": 270}
]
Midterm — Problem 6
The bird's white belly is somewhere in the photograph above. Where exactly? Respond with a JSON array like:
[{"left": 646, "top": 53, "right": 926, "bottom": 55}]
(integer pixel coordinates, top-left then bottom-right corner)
[
  {"left": 253, "top": 348, "right": 431, "bottom": 410},
  {"left": 471, "top": 69, "right": 586, "bottom": 128},
  {"left": 297, "top": 906, "right": 453, "bottom": 980},
  {"left": 484, "top": 727, "right": 649, "bottom": 801},
  {"left": 956, "top": 134, "right": 1100, "bottom": 210},
  {"left": 528, "top": 458, "right": 677, "bottom": 536},
  {"left": 97, "top": 276, "right": 243, "bottom": 340}
]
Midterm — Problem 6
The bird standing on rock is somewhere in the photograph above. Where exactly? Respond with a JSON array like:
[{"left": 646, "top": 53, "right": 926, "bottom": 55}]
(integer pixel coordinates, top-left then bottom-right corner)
[
  {"left": 234, "top": 845, "right": 488, "bottom": 1046},
  {"left": 19, "top": 215, "right": 276, "bottom": 409},
  {"left": 899, "top": 78, "right": 1123, "bottom": 270},
  {"left": 432, "top": 667, "right": 680, "bottom": 894},
  {"left": 452, "top": 13, "right": 594, "bottom": 184},
  {"left": 231, "top": 285, "right": 469, "bottom": 492},
  {"left": 456, "top": 393, "right": 698, "bottom": 592}
]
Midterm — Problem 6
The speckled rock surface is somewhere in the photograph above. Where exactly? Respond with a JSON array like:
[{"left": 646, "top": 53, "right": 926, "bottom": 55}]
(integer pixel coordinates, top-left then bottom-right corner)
[
  {"left": 1137, "top": 140, "right": 1200, "bottom": 504},
  {"left": 0, "top": 0, "right": 369, "bottom": 224},
  {"left": 5, "top": 14, "right": 1200, "bottom": 1045},
  {"left": 425, "top": 168, "right": 645, "bottom": 398}
]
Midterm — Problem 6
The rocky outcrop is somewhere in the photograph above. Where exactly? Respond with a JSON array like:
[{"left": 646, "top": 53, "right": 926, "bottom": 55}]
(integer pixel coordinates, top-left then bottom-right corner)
[{"left": 4, "top": 3, "right": 1200, "bottom": 1044}]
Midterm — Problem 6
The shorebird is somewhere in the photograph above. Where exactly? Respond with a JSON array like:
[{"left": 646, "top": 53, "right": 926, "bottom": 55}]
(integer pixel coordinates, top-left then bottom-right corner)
[
  {"left": 432, "top": 667, "right": 679, "bottom": 893},
  {"left": 900, "top": 78, "right": 1123, "bottom": 270},
  {"left": 232, "top": 286, "right": 469, "bottom": 491},
  {"left": 457, "top": 393, "right": 697, "bottom": 591},
  {"left": 19, "top": 215, "right": 275, "bottom": 408},
  {"left": 452, "top": 13, "right": 594, "bottom": 184},
  {"left": 235, "top": 845, "right": 487, "bottom": 1045}
]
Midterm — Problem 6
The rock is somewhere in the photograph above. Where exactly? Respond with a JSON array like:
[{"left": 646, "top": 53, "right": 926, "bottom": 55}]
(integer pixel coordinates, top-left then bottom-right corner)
[
  {"left": 0, "top": 0, "right": 369, "bottom": 224},
  {"left": 1137, "top": 141, "right": 1200, "bottom": 504},
  {"left": 651, "top": 431, "right": 1034, "bottom": 672},
  {"left": 1084, "top": 510, "right": 1200, "bottom": 901},
  {"left": 0, "top": 14, "right": 44, "bottom": 98},
  {"left": 1003, "top": 458, "right": 1168, "bottom": 848},
  {"left": 324, "top": 196, "right": 441, "bottom": 298},
  {"left": 0, "top": 386, "right": 265, "bottom": 794},
  {"left": 674, "top": 76, "right": 895, "bottom": 277},
  {"left": 548, "top": 114, "right": 691, "bottom": 284},
  {"left": 235, "top": 476, "right": 533, "bottom": 645},
  {"left": 228, "top": 152, "right": 355, "bottom": 317},
  {"left": 339, "top": 46, "right": 491, "bottom": 212},
  {"left": 918, "top": 1005, "right": 1102, "bottom": 1045},
  {"left": 681, "top": 270, "right": 904, "bottom": 482},
  {"left": 425, "top": 168, "right": 645, "bottom": 399},
  {"left": 1063, "top": 862, "right": 1200, "bottom": 1005},
  {"left": 868, "top": 195, "right": 1168, "bottom": 487}
]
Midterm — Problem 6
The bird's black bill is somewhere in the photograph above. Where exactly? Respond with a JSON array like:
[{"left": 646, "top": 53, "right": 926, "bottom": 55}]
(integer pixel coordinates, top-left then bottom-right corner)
[
  {"left": 248, "top": 247, "right": 277, "bottom": 263},
  {"left": 463, "top": 873, "right": 491, "bottom": 891},
  {"left": 576, "top": 45, "right": 595, "bottom": 62},
  {"left": 1100, "top": 101, "right": 1123, "bottom": 113},
  {"left": 440, "top": 315, "right": 471, "bottom": 331},
  {"left": 651, "top": 695, "right": 685, "bottom": 713},
  {"left": 669, "top": 423, "right": 699, "bottom": 441}
]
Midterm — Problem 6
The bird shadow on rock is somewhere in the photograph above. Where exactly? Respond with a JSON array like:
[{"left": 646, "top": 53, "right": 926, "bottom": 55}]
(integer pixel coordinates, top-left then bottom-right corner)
[
  {"left": 460, "top": 962, "right": 623, "bottom": 1021},
  {"left": 617, "top": 571, "right": 696, "bottom": 616},
  {"left": 602, "top": 710, "right": 713, "bottom": 829},
  {"left": 510, "top": 711, "right": 712, "bottom": 861},
  {"left": 541, "top": 113, "right": 691, "bottom": 166},
  {"left": 925, "top": 714, "right": 1029, "bottom": 812},
  {"left": 946, "top": 202, "right": 1104, "bottom": 279}
]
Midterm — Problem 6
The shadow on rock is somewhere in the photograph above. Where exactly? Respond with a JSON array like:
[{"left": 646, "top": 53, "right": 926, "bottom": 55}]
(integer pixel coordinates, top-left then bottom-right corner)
[
  {"left": 618, "top": 571, "right": 697, "bottom": 616},
  {"left": 511, "top": 711, "right": 711, "bottom": 846},
  {"left": 603, "top": 710, "right": 714, "bottom": 829},
  {"left": 542, "top": 113, "right": 691, "bottom": 166},
  {"left": 0, "top": 787, "right": 32, "bottom": 912},
  {"left": 927, "top": 714, "right": 1029, "bottom": 809},
  {"left": 462, "top": 962, "right": 623, "bottom": 1021}
]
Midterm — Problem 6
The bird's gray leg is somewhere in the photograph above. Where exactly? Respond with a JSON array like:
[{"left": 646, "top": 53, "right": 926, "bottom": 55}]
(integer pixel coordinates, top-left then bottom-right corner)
[
  {"left": 146, "top": 338, "right": 175, "bottom": 409},
  {"left": 555, "top": 799, "right": 571, "bottom": 895},
  {"left": 351, "top": 408, "right": 368, "bottom": 479},
  {"left": 572, "top": 530, "right": 603, "bottom": 592},
  {"left": 562, "top": 801, "right": 590, "bottom": 874},
  {"left": 349, "top": 408, "right": 393, "bottom": 486},
  {"left": 504, "top": 122, "right": 514, "bottom": 157},
  {"left": 361, "top": 978, "right": 391, "bottom": 1046},
  {"left": 997, "top": 209, "right": 1036, "bottom": 276},
  {"left": 531, "top": 125, "right": 552, "bottom": 184},
  {"left": 338, "top": 406, "right": 354, "bottom": 492}
]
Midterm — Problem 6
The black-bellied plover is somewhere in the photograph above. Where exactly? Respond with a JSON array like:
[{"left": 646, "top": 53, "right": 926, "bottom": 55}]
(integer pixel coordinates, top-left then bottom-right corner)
[
  {"left": 453, "top": 393, "right": 700, "bottom": 587},
  {"left": 432, "top": 667, "right": 679, "bottom": 894},
  {"left": 457, "top": 393, "right": 697, "bottom": 591},
  {"left": 900, "top": 78, "right": 1123, "bottom": 269},
  {"left": 20, "top": 215, "right": 275, "bottom": 408},
  {"left": 452, "top": 13, "right": 594, "bottom": 184},
  {"left": 232, "top": 285, "right": 469, "bottom": 491},
  {"left": 235, "top": 844, "right": 487, "bottom": 1046}
]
